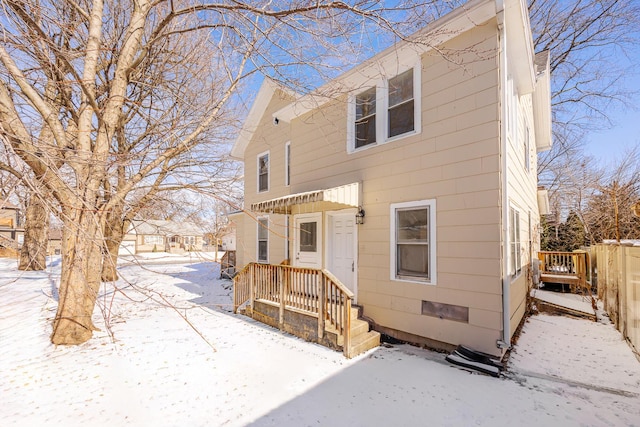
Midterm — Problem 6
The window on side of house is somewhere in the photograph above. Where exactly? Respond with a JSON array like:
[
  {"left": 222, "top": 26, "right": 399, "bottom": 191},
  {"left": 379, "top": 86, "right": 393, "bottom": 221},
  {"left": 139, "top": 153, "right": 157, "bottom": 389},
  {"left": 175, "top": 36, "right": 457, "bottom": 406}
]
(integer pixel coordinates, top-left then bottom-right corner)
[
  {"left": 510, "top": 206, "right": 521, "bottom": 278},
  {"left": 257, "top": 151, "right": 269, "bottom": 193},
  {"left": 391, "top": 199, "right": 436, "bottom": 284},
  {"left": 524, "top": 125, "right": 530, "bottom": 172},
  {"left": 388, "top": 68, "right": 415, "bottom": 139},
  {"left": 145, "top": 235, "right": 163, "bottom": 245},
  {"left": 257, "top": 217, "right": 269, "bottom": 263},
  {"left": 285, "top": 142, "right": 291, "bottom": 187},
  {"left": 354, "top": 87, "right": 377, "bottom": 149}
]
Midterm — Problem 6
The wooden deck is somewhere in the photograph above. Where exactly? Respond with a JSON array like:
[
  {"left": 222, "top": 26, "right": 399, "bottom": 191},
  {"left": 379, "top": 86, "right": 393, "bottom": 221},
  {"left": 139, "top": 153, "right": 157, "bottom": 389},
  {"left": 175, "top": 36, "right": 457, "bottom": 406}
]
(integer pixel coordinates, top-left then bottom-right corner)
[{"left": 538, "top": 251, "right": 589, "bottom": 293}]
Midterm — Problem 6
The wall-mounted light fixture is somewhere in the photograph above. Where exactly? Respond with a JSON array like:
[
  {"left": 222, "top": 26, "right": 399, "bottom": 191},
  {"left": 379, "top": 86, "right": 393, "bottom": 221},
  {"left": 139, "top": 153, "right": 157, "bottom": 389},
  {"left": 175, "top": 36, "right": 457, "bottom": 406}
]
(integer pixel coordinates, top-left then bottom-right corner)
[{"left": 355, "top": 206, "right": 365, "bottom": 225}]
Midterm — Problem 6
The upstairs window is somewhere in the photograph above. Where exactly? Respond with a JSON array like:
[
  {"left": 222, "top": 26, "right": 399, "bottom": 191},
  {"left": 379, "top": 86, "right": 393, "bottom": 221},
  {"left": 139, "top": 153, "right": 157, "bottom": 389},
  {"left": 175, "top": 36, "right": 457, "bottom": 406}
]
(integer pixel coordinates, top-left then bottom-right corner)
[
  {"left": 388, "top": 68, "right": 414, "bottom": 138},
  {"left": 285, "top": 142, "right": 291, "bottom": 186},
  {"left": 348, "top": 64, "right": 420, "bottom": 153},
  {"left": 257, "top": 151, "right": 269, "bottom": 193},
  {"left": 355, "top": 87, "right": 377, "bottom": 149}
]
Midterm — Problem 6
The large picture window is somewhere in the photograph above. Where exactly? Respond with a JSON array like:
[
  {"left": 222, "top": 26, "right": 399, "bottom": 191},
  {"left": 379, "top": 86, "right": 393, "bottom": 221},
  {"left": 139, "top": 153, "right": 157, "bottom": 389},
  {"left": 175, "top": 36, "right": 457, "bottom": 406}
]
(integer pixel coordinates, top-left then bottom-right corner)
[
  {"left": 391, "top": 199, "right": 436, "bottom": 284},
  {"left": 257, "top": 217, "right": 269, "bottom": 263},
  {"left": 257, "top": 151, "right": 269, "bottom": 193},
  {"left": 388, "top": 68, "right": 414, "bottom": 138}
]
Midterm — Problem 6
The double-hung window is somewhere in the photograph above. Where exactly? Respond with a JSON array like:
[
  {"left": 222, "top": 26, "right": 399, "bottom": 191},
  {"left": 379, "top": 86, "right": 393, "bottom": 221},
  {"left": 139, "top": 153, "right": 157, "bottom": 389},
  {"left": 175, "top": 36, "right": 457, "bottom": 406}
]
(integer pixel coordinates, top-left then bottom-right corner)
[
  {"left": 285, "top": 142, "right": 291, "bottom": 186},
  {"left": 355, "top": 87, "right": 377, "bottom": 149},
  {"left": 509, "top": 206, "right": 521, "bottom": 277},
  {"left": 257, "top": 217, "right": 269, "bottom": 263},
  {"left": 349, "top": 65, "right": 420, "bottom": 152},
  {"left": 388, "top": 68, "right": 415, "bottom": 138},
  {"left": 257, "top": 151, "right": 269, "bottom": 193},
  {"left": 391, "top": 200, "right": 436, "bottom": 284}
]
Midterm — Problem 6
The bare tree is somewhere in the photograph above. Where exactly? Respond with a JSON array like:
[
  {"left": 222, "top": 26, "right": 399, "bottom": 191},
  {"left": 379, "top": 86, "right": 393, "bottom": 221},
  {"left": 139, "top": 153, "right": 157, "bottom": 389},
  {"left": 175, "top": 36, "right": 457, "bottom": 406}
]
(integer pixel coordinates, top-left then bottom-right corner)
[
  {"left": 529, "top": 0, "right": 640, "bottom": 231},
  {"left": 0, "top": 0, "right": 436, "bottom": 345}
]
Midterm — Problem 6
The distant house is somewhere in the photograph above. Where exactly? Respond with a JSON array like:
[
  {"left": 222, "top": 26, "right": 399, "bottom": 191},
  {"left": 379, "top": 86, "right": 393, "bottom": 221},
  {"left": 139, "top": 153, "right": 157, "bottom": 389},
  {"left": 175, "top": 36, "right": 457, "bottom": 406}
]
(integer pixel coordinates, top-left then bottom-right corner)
[
  {"left": 220, "top": 221, "right": 237, "bottom": 251},
  {"left": 128, "top": 220, "right": 204, "bottom": 253},
  {"left": 0, "top": 201, "right": 23, "bottom": 254},
  {"left": 231, "top": 0, "right": 552, "bottom": 358},
  {"left": 47, "top": 228, "right": 62, "bottom": 255}
]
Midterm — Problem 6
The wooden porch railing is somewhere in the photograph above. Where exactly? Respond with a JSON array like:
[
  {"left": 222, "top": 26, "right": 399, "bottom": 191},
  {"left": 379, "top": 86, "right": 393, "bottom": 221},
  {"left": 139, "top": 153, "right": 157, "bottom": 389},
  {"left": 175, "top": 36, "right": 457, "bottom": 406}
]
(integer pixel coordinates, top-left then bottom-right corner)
[
  {"left": 233, "top": 263, "right": 354, "bottom": 357},
  {"left": 537, "top": 250, "right": 589, "bottom": 293}
]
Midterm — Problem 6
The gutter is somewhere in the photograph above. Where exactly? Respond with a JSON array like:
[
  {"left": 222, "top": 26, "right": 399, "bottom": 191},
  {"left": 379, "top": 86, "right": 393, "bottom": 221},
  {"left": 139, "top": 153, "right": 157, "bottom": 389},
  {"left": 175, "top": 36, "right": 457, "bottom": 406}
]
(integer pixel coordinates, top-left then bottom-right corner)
[{"left": 496, "top": 0, "right": 511, "bottom": 351}]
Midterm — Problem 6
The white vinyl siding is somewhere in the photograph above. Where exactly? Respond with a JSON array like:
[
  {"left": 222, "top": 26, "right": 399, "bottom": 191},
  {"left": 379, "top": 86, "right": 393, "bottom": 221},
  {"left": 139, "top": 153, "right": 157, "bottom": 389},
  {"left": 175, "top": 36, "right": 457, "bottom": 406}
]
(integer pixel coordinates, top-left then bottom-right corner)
[{"left": 390, "top": 199, "right": 436, "bottom": 284}]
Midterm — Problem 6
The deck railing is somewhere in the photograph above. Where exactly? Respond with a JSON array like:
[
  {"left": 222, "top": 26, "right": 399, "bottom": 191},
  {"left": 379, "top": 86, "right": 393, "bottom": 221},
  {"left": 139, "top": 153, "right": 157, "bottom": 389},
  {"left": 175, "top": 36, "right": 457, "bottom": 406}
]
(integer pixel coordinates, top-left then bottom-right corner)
[
  {"left": 537, "top": 250, "right": 589, "bottom": 292},
  {"left": 233, "top": 263, "right": 353, "bottom": 356}
]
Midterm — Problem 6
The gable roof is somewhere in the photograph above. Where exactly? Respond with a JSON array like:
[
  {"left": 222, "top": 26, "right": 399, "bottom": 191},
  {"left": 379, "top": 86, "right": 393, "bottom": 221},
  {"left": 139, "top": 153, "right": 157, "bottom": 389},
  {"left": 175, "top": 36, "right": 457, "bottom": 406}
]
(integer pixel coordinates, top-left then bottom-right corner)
[{"left": 230, "top": 78, "right": 297, "bottom": 160}]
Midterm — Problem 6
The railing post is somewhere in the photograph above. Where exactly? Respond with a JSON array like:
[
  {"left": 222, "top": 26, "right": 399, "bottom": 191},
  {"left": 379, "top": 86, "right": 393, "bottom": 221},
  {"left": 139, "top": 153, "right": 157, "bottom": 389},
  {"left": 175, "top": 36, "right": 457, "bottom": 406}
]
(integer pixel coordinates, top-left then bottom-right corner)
[
  {"left": 343, "top": 296, "right": 351, "bottom": 358},
  {"left": 318, "top": 274, "right": 326, "bottom": 340},
  {"left": 279, "top": 265, "right": 285, "bottom": 330},
  {"left": 249, "top": 263, "right": 255, "bottom": 313}
]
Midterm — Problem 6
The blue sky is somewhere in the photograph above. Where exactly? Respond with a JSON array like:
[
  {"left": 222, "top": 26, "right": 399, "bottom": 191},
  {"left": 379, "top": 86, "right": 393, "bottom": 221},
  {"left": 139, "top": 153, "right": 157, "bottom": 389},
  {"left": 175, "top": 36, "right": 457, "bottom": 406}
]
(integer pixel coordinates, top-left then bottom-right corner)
[{"left": 582, "top": 42, "right": 640, "bottom": 165}]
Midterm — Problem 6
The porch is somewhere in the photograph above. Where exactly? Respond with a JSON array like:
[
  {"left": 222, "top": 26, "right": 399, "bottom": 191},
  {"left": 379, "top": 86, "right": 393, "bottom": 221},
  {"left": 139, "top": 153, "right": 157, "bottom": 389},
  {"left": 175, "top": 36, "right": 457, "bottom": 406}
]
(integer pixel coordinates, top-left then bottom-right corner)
[
  {"left": 537, "top": 250, "right": 591, "bottom": 293},
  {"left": 233, "top": 262, "right": 380, "bottom": 358}
]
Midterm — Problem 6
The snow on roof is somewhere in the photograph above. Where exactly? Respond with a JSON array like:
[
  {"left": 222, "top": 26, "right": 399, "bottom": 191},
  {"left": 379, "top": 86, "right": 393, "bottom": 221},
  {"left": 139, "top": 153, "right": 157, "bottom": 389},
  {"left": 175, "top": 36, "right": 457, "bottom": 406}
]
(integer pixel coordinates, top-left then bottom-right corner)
[{"left": 131, "top": 219, "right": 203, "bottom": 236}]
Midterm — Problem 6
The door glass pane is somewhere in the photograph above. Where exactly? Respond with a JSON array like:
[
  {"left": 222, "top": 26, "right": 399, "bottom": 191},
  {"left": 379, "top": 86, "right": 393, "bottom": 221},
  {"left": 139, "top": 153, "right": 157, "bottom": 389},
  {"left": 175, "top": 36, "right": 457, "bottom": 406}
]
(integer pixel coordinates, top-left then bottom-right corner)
[{"left": 299, "top": 222, "right": 317, "bottom": 252}]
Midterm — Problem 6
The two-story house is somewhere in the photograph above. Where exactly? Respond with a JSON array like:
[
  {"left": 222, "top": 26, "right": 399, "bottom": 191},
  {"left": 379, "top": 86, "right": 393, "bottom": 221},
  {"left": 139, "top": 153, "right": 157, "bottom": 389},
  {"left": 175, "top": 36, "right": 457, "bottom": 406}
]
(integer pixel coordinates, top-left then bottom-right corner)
[{"left": 231, "top": 0, "right": 551, "bottom": 358}]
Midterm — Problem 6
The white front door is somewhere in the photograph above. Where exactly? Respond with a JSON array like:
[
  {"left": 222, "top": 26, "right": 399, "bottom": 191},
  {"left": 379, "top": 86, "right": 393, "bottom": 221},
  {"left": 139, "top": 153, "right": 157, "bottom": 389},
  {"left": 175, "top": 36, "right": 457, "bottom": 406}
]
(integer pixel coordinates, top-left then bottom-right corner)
[
  {"left": 293, "top": 213, "right": 322, "bottom": 269},
  {"left": 328, "top": 212, "right": 357, "bottom": 297}
]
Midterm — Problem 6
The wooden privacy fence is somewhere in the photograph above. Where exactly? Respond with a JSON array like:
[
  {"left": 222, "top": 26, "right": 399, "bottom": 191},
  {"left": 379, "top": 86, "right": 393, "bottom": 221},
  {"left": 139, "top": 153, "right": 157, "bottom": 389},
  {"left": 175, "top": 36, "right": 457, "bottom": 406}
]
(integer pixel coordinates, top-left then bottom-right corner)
[
  {"left": 594, "top": 244, "right": 640, "bottom": 356},
  {"left": 233, "top": 263, "right": 353, "bottom": 357},
  {"left": 537, "top": 250, "right": 589, "bottom": 293}
]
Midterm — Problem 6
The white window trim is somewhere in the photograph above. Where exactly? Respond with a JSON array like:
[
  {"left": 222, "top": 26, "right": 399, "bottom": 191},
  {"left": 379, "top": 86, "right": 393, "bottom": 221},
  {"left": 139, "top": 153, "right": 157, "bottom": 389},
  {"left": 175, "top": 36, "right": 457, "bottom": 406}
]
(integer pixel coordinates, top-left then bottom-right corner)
[
  {"left": 257, "top": 150, "right": 270, "bottom": 193},
  {"left": 257, "top": 216, "right": 269, "bottom": 263},
  {"left": 347, "top": 63, "right": 422, "bottom": 154},
  {"left": 284, "top": 142, "right": 291, "bottom": 187},
  {"left": 390, "top": 199, "right": 437, "bottom": 285}
]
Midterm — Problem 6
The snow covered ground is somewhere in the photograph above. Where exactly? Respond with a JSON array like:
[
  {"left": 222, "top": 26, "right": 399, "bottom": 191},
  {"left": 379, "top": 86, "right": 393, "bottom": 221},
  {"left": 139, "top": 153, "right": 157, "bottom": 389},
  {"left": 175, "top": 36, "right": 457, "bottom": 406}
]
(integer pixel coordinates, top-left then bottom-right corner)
[{"left": 1, "top": 255, "right": 639, "bottom": 427}]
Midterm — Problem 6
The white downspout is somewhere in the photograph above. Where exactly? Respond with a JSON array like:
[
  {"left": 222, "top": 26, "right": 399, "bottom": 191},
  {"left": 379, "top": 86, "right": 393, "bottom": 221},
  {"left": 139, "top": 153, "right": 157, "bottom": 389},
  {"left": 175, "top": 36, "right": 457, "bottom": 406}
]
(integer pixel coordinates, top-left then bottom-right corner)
[{"left": 496, "top": 0, "right": 511, "bottom": 351}]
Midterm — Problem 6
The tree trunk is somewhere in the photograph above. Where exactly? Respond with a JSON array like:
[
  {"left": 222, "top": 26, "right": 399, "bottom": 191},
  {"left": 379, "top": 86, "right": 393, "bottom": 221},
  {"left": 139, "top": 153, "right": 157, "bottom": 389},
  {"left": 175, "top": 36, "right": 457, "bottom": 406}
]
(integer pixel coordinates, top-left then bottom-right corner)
[
  {"left": 51, "top": 208, "right": 104, "bottom": 345},
  {"left": 101, "top": 206, "right": 127, "bottom": 282},
  {"left": 18, "top": 194, "right": 49, "bottom": 271}
]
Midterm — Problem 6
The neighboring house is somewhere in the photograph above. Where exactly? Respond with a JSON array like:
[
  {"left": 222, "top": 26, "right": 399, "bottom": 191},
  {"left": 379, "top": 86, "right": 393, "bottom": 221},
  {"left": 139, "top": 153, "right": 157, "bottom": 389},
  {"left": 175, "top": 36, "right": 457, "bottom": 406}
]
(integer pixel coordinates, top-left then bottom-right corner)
[
  {"left": 129, "top": 220, "right": 204, "bottom": 253},
  {"left": 0, "top": 201, "right": 23, "bottom": 253},
  {"left": 220, "top": 221, "right": 237, "bottom": 251},
  {"left": 48, "top": 228, "right": 62, "bottom": 255},
  {"left": 231, "top": 0, "right": 552, "bottom": 358}
]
